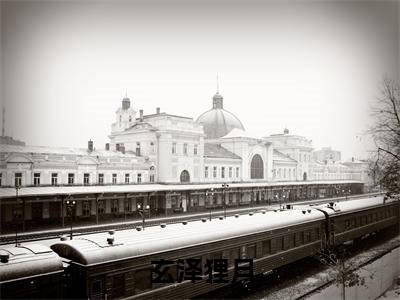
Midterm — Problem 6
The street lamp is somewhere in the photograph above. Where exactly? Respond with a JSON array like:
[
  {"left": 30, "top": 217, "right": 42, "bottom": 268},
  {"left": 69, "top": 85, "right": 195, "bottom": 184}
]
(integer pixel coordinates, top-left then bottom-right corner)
[
  {"left": 205, "top": 188, "right": 215, "bottom": 221},
  {"left": 14, "top": 185, "right": 21, "bottom": 246},
  {"left": 282, "top": 189, "right": 286, "bottom": 209},
  {"left": 65, "top": 200, "right": 76, "bottom": 240},
  {"left": 274, "top": 193, "right": 280, "bottom": 209},
  {"left": 222, "top": 183, "right": 229, "bottom": 219},
  {"left": 137, "top": 203, "right": 150, "bottom": 230}
]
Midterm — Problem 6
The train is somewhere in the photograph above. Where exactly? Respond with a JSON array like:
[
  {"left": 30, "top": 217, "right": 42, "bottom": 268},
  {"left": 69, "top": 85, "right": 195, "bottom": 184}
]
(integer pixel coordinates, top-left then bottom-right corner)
[{"left": 0, "top": 195, "right": 399, "bottom": 299}]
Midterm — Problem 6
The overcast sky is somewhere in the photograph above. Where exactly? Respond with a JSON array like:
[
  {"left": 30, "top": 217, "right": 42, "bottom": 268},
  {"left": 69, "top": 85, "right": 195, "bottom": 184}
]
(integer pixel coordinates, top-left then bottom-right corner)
[{"left": 1, "top": 0, "right": 399, "bottom": 160}]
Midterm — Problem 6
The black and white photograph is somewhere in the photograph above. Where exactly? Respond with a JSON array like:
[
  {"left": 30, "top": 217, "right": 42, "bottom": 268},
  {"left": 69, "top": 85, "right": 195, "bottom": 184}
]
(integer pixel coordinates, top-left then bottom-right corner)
[{"left": 0, "top": 0, "right": 399, "bottom": 299}]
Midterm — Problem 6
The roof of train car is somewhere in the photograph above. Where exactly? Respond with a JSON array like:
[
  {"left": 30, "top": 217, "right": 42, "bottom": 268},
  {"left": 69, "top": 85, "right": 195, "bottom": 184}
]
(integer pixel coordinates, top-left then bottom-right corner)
[
  {"left": 0, "top": 244, "right": 64, "bottom": 283},
  {"left": 316, "top": 195, "right": 397, "bottom": 215},
  {"left": 51, "top": 208, "right": 326, "bottom": 266},
  {"left": 0, "top": 180, "right": 363, "bottom": 199}
]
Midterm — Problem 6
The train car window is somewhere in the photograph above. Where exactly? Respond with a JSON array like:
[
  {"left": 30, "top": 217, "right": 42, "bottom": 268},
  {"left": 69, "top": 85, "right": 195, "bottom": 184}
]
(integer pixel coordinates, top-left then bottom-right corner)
[
  {"left": 229, "top": 248, "right": 240, "bottom": 266},
  {"left": 305, "top": 231, "right": 311, "bottom": 243},
  {"left": 262, "top": 240, "right": 271, "bottom": 256},
  {"left": 275, "top": 237, "right": 283, "bottom": 252},
  {"left": 91, "top": 279, "right": 103, "bottom": 300},
  {"left": 135, "top": 269, "right": 152, "bottom": 294},
  {"left": 111, "top": 274, "right": 126, "bottom": 298},
  {"left": 345, "top": 220, "right": 350, "bottom": 230},
  {"left": 247, "top": 244, "right": 257, "bottom": 259}
]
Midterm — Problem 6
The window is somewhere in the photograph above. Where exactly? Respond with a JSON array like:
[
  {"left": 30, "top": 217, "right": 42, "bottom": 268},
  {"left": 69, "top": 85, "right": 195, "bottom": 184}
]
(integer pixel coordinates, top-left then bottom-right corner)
[
  {"left": 34, "top": 173, "right": 40, "bottom": 186},
  {"left": 112, "top": 174, "right": 117, "bottom": 184},
  {"left": 0, "top": 173, "right": 2, "bottom": 186},
  {"left": 262, "top": 240, "right": 271, "bottom": 255},
  {"left": 221, "top": 167, "right": 225, "bottom": 178},
  {"left": 150, "top": 174, "right": 154, "bottom": 183},
  {"left": 136, "top": 142, "right": 141, "bottom": 156},
  {"left": 194, "top": 144, "right": 198, "bottom": 155},
  {"left": 229, "top": 193, "right": 233, "bottom": 203},
  {"left": 84, "top": 173, "right": 90, "bottom": 185},
  {"left": 98, "top": 173, "right": 104, "bottom": 184},
  {"left": 247, "top": 244, "right": 257, "bottom": 259},
  {"left": 137, "top": 173, "right": 142, "bottom": 183},
  {"left": 229, "top": 167, "right": 232, "bottom": 178},
  {"left": 205, "top": 166, "right": 209, "bottom": 178},
  {"left": 82, "top": 200, "right": 91, "bottom": 216},
  {"left": 51, "top": 173, "right": 58, "bottom": 186},
  {"left": 251, "top": 154, "right": 264, "bottom": 179},
  {"left": 180, "top": 170, "right": 190, "bottom": 183},
  {"left": 150, "top": 141, "right": 155, "bottom": 153},
  {"left": 98, "top": 200, "right": 105, "bottom": 214},
  {"left": 183, "top": 143, "right": 188, "bottom": 155},
  {"left": 213, "top": 166, "right": 217, "bottom": 178},
  {"left": 111, "top": 274, "right": 125, "bottom": 298},
  {"left": 129, "top": 115, "right": 132, "bottom": 122},
  {"left": 135, "top": 269, "right": 152, "bottom": 294},
  {"left": 125, "top": 173, "right": 130, "bottom": 184},
  {"left": 236, "top": 167, "right": 239, "bottom": 178},
  {"left": 15, "top": 173, "right": 22, "bottom": 187},
  {"left": 111, "top": 199, "right": 119, "bottom": 214},
  {"left": 68, "top": 173, "right": 74, "bottom": 185},
  {"left": 119, "top": 115, "right": 122, "bottom": 122},
  {"left": 276, "top": 236, "right": 283, "bottom": 251},
  {"left": 172, "top": 142, "right": 176, "bottom": 154}
]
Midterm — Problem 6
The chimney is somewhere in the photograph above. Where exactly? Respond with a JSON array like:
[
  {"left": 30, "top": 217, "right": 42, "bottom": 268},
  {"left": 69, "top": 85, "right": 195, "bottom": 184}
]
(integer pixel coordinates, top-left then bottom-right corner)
[
  {"left": 139, "top": 109, "right": 144, "bottom": 121},
  {"left": 156, "top": 107, "right": 160, "bottom": 114},
  {"left": 88, "top": 140, "right": 93, "bottom": 152},
  {"left": 105, "top": 143, "right": 110, "bottom": 151}
]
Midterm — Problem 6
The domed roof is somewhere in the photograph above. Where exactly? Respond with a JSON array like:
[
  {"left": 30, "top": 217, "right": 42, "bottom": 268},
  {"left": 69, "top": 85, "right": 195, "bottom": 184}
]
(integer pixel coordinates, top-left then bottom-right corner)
[{"left": 196, "top": 92, "right": 245, "bottom": 139}]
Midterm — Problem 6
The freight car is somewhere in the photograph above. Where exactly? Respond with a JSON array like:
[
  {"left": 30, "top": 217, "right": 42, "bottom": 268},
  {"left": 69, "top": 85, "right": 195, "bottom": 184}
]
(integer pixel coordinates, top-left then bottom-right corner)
[
  {"left": 50, "top": 196, "right": 399, "bottom": 299},
  {"left": 0, "top": 244, "right": 64, "bottom": 299}
]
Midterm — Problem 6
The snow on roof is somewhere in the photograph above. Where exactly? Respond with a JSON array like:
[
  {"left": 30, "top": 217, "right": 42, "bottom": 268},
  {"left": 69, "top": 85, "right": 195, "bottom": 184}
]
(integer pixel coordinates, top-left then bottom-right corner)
[
  {"left": 0, "top": 144, "right": 138, "bottom": 158},
  {"left": 273, "top": 149, "right": 297, "bottom": 162},
  {"left": 221, "top": 128, "right": 264, "bottom": 140},
  {"left": 0, "top": 244, "right": 63, "bottom": 282},
  {"left": 316, "top": 195, "right": 395, "bottom": 215},
  {"left": 51, "top": 208, "right": 325, "bottom": 265},
  {"left": 0, "top": 180, "right": 363, "bottom": 199},
  {"left": 204, "top": 143, "right": 242, "bottom": 160}
]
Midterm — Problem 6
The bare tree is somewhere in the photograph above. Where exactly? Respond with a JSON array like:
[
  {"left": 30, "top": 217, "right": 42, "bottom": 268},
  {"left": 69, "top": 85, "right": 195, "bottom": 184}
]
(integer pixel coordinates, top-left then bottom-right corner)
[{"left": 369, "top": 78, "right": 400, "bottom": 192}]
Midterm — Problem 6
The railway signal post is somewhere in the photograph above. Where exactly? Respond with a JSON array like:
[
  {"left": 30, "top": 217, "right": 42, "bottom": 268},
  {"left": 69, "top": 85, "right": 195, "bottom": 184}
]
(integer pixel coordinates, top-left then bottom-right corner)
[
  {"left": 137, "top": 203, "right": 150, "bottom": 230},
  {"left": 66, "top": 200, "right": 76, "bottom": 240},
  {"left": 206, "top": 188, "right": 215, "bottom": 221},
  {"left": 222, "top": 183, "right": 229, "bottom": 219}
]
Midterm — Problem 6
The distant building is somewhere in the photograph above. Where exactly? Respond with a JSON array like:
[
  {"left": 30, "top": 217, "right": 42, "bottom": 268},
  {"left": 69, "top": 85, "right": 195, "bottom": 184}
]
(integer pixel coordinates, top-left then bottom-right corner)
[
  {"left": 0, "top": 135, "right": 25, "bottom": 146},
  {"left": 0, "top": 141, "right": 151, "bottom": 187},
  {"left": 313, "top": 147, "right": 341, "bottom": 163}
]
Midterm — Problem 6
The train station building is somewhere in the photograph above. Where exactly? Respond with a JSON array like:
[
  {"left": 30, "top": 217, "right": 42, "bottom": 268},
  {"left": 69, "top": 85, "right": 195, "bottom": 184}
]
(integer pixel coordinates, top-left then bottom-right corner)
[{"left": 0, "top": 90, "right": 368, "bottom": 233}]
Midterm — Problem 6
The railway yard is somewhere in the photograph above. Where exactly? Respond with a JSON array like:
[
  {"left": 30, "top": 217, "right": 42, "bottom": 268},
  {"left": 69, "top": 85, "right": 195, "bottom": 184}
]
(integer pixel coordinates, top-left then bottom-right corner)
[{"left": 0, "top": 193, "right": 399, "bottom": 299}]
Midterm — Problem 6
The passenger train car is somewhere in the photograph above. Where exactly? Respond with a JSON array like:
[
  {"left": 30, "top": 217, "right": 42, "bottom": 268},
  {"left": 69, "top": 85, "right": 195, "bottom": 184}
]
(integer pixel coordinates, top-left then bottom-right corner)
[
  {"left": 0, "top": 244, "right": 64, "bottom": 299},
  {"left": 1, "top": 196, "right": 398, "bottom": 299},
  {"left": 49, "top": 196, "right": 399, "bottom": 299}
]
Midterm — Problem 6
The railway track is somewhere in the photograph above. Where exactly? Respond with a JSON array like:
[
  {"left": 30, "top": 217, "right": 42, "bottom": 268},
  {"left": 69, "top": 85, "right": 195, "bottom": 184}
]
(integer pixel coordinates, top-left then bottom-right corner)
[{"left": 0, "top": 192, "right": 383, "bottom": 245}]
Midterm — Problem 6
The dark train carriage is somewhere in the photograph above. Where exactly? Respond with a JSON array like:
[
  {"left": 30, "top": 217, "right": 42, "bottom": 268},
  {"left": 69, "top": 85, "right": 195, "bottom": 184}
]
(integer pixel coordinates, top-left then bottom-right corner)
[
  {"left": 0, "top": 244, "right": 64, "bottom": 299},
  {"left": 51, "top": 208, "right": 326, "bottom": 299},
  {"left": 318, "top": 196, "right": 400, "bottom": 247}
]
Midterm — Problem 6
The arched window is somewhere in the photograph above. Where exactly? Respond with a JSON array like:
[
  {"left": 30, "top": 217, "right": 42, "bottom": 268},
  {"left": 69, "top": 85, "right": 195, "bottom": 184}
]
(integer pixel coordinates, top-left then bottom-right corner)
[
  {"left": 250, "top": 154, "right": 263, "bottom": 179},
  {"left": 180, "top": 170, "right": 190, "bottom": 183},
  {"left": 303, "top": 172, "right": 307, "bottom": 181}
]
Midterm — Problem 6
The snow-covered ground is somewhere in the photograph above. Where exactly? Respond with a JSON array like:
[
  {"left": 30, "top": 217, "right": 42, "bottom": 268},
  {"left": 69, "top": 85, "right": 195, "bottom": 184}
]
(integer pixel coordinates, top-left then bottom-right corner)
[
  {"left": 258, "top": 236, "right": 400, "bottom": 300},
  {"left": 377, "top": 278, "right": 400, "bottom": 300}
]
